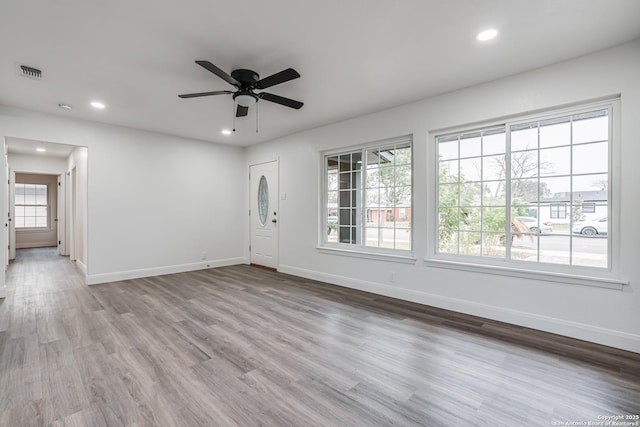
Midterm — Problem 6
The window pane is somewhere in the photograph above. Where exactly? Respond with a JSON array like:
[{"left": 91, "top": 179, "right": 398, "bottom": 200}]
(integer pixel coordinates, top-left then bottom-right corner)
[
  {"left": 483, "top": 131, "right": 505, "bottom": 155},
  {"left": 483, "top": 181, "right": 506, "bottom": 206},
  {"left": 378, "top": 165, "right": 394, "bottom": 192},
  {"left": 438, "top": 138, "right": 458, "bottom": 160},
  {"left": 460, "top": 183, "right": 481, "bottom": 206},
  {"left": 365, "top": 226, "right": 379, "bottom": 247},
  {"left": 459, "top": 207, "right": 480, "bottom": 231},
  {"left": 24, "top": 186, "right": 36, "bottom": 204},
  {"left": 573, "top": 112, "right": 608, "bottom": 144},
  {"left": 15, "top": 217, "right": 24, "bottom": 228},
  {"left": 339, "top": 226, "right": 352, "bottom": 244},
  {"left": 25, "top": 217, "right": 36, "bottom": 227},
  {"left": 339, "top": 209, "right": 351, "bottom": 225},
  {"left": 394, "top": 146, "right": 412, "bottom": 165},
  {"left": 511, "top": 234, "right": 537, "bottom": 262},
  {"left": 459, "top": 157, "right": 481, "bottom": 182},
  {"left": 339, "top": 172, "right": 351, "bottom": 190},
  {"left": 541, "top": 177, "right": 570, "bottom": 201},
  {"left": 394, "top": 165, "right": 411, "bottom": 187},
  {"left": 539, "top": 117, "right": 570, "bottom": 148},
  {"left": 511, "top": 178, "right": 538, "bottom": 204},
  {"left": 511, "top": 125, "right": 537, "bottom": 151},
  {"left": 328, "top": 172, "right": 338, "bottom": 191},
  {"left": 459, "top": 133, "right": 481, "bottom": 158},
  {"left": 540, "top": 236, "right": 571, "bottom": 265},
  {"left": 339, "top": 191, "right": 350, "bottom": 207},
  {"left": 394, "top": 186, "right": 412, "bottom": 206},
  {"left": 438, "top": 230, "right": 458, "bottom": 254},
  {"left": 459, "top": 232, "right": 481, "bottom": 255},
  {"left": 439, "top": 208, "right": 460, "bottom": 232},
  {"left": 511, "top": 150, "right": 538, "bottom": 180},
  {"left": 339, "top": 154, "right": 351, "bottom": 171},
  {"left": 573, "top": 142, "right": 608, "bottom": 175},
  {"left": 439, "top": 160, "right": 459, "bottom": 183},
  {"left": 482, "top": 233, "right": 505, "bottom": 258},
  {"left": 36, "top": 217, "right": 47, "bottom": 227},
  {"left": 327, "top": 156, "right": 338, "bottom": 171},
  {"left": 380, "top": 227, "right": 395, "bottom": 249},
  {"left": 540, "top": 146, "right": 571, "bottom": 176},
  {"left": 366, "top": 165, "right": 379, "bottom": 188},
  {"left": 482, "top": 207, "right": 506, "bottom": 233},
  {"left": 439, "top": 184, "right": 459, "bottom": 207},
  {"left": 572, "top": 214, "right": 608, "bottom": 268},
  {"left": 573, "top": 174, "right": 607, "bottom": 194},
  {"left": 482, "top": 154, "right": 504, "bottom": 181}
]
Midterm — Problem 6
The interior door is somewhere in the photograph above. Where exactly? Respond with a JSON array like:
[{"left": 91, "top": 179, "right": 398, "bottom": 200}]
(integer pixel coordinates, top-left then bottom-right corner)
[{"left": 250, "top": 161, "right": 278, "bottom": 269}]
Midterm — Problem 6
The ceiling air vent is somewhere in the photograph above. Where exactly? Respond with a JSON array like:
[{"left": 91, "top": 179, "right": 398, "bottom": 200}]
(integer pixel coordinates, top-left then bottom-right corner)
[{"left": 19, "top": 65, "right": 42, "bottom": 80}]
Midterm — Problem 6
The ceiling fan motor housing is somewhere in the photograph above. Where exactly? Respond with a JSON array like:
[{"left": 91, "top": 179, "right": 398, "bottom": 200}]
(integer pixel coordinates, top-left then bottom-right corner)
[{"left": 230, "top": 69, "right": 259, "bottom": 87}]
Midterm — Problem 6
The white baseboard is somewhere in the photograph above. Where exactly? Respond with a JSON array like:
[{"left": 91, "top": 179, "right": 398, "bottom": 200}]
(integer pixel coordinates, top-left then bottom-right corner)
[
  {"left": 76, "top": 260, "right": 87, "bottom": 275},
  {"left": 278, "top": 264, "right": 640, "bottom": 354},
  {"left": 86, "top": 257, "right": 247, "bottom": 285},
  {"left": 16, "top": 243, "right": 57, "bottom": 249}
]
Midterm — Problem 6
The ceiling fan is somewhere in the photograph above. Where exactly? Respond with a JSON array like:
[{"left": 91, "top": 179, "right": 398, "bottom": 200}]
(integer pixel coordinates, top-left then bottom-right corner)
[{"left": 178, "top": 60, "right": 303, "bottom": 118}]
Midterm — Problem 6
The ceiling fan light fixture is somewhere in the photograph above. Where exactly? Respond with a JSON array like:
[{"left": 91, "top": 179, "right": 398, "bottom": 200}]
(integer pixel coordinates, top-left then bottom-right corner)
[{"left": 234, "top": 93, "right": 258, "bottom": 107}]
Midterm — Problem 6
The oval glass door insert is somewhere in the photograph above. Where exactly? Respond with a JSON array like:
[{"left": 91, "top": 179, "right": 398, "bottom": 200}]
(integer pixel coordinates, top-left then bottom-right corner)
[{"left": 258, "top": 175, "right": 269, "bottom": 226}]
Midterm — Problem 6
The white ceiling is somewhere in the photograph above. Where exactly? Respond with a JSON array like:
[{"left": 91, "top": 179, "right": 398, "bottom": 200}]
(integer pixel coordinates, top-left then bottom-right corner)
[{"left": 1, "top": 1, "right": 639, "bottom": 147}]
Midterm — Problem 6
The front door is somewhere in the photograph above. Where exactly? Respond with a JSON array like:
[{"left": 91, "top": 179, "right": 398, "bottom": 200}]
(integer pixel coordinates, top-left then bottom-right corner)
[{"left": 250, "top": 161, "right": 278, "bottom": 269}]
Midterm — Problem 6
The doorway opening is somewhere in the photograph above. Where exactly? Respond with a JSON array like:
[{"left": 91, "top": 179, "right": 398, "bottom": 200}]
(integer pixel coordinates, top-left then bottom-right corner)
[{"left": 3, "top": 137, "right": 88, "bottom": 283}]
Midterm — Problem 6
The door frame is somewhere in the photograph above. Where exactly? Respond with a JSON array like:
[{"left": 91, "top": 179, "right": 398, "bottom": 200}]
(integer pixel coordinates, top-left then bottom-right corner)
[{"left": 249, "top": 159, "right": 279, "bottom": 269}]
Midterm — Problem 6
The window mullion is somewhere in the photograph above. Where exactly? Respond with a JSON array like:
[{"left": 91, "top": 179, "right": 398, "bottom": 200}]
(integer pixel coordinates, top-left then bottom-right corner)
[
  {"left": 360, "top": 148, "right": 367, "bottom": 249},
  {"left": 505, "top": 126, "right": 512, "bottom": 261}
]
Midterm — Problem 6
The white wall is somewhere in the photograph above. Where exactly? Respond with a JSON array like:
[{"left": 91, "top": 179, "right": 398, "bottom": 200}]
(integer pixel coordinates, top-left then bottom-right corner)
[
  {"left": 0, "top": 108, "right": 247, "bottom": 284},
  {"left": 245, "top": 39, "right": 640, "bottom": 352},
  {"left": 8, "top": 153, "right": 67, "bottom": 175},
  {"left": 67, "top": 147, "right": 88, "bottom": 269}
]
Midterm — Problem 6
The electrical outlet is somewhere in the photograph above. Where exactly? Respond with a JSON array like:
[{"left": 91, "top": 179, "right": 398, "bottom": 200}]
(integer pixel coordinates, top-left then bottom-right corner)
[{"left": 201, "top": 251, "right": 207, "bottom": 260}]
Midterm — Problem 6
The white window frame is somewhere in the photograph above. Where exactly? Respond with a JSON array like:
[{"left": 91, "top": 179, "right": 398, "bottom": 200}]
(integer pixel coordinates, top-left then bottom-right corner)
[
  {"left": 319, "top": 135, "right": 415, "bottom": 261},
  {"left": 14, "top": 182, "right": 49, "bottom": 230},
  {"left": 426, "top": 99, "right": 625, "bottom": 289}
]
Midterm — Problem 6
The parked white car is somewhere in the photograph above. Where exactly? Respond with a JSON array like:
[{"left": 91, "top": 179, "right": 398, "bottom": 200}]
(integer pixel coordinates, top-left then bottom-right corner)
[
  {"left": 515, "top": 216, "right": 553, "bottom": 234},
  {"left": 572, "top": 216, "right": 608, "bottom": 236}
]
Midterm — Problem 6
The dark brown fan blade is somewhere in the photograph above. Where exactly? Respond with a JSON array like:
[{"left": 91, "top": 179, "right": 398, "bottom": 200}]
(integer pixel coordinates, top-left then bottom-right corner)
[
  {"left": 255, "top": 68, "right": 300, "bottom": 89},
  {"left": 195, "top": 61, "right": 240, "bottom": 87},
  {"left": 236, "top": 105, "right": 249, "bottom": 117},
  {"left": 178, "top": 90, "right": 233, "bottom": 99},
  {"left": 259, "top": 92, "right": 304, "bottom": 109}
]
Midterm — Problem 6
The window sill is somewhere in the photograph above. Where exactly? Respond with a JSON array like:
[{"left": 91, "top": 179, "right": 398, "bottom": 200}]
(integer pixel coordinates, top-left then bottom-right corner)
[
  {"left": 424, "top": 257, "right": 627, "bottom": 290},
  {"left": 317, "top": 246, "right": 416, "bottom": 264}
]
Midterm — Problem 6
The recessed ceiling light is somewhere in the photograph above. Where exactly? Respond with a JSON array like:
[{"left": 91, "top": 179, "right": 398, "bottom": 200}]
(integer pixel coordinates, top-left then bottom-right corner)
[
  {"left": 221, "top": 129, "right": 232, "bottom": 135},
  {"left": 36, "top": 148, "right": 46, "bottom": 152},
  {"left": 58, "top": 103, "right": 73, "bottom": 110},
  {"left": 90, "top": 101, "right": 106, "bottom": 109},
  {"left": 477, "top": 29, "right": 498, "bottom": 41}
]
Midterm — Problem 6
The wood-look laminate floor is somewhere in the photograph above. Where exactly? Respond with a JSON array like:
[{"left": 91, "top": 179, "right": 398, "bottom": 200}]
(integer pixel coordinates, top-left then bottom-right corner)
[{"left": 1, "top": 248, "right": 639, "bottom": 426}]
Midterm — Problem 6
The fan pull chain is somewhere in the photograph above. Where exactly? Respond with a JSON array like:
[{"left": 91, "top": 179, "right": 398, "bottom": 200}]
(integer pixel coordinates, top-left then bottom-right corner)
[
  {"left": 232, "top": 102, "right": 236, "bottom": 132},
  {"left": 255, "top": 102, "right": 259, "bottom": 133}
]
